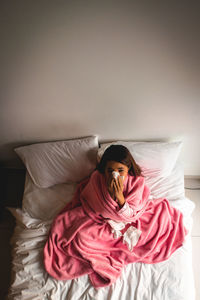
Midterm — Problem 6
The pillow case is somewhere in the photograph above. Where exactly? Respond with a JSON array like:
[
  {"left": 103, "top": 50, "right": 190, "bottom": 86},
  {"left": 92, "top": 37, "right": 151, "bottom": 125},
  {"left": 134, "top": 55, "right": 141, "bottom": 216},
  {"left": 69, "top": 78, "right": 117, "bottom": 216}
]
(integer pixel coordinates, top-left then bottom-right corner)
[
  {"left": 97, "top": 141, "right": 183, "bottom": 178},
  {"left": 15, "top": 136, "right": 99, "bottom": 188}
]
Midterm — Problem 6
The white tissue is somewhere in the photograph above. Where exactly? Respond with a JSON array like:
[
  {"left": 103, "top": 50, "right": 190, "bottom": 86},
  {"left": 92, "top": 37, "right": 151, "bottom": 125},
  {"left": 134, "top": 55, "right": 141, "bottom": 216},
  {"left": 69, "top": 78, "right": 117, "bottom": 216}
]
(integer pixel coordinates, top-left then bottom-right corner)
[
  {"left": 107, "top": 220, "right": 142, "bottom": 250},
  {"left": 112, "top": 171, "right": 120, "bottom": 179},
  {"left": 112, "top": 171, "right": 124, "bottom": 181},
  {"left": 122, "top": 226, "right": 142, "bottom": 251}
]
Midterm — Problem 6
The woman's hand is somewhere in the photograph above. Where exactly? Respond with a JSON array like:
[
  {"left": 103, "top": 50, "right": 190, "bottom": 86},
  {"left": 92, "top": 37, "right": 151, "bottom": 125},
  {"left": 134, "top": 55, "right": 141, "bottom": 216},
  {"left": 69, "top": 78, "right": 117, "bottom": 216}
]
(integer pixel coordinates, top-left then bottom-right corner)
[{"left": 107, "top": 176, "right": 125, "bottom": 207}]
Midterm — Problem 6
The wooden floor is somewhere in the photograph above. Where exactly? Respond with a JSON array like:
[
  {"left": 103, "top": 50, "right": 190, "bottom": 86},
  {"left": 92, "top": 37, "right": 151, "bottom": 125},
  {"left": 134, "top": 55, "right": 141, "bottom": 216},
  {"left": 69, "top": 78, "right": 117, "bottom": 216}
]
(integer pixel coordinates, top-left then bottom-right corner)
[{"left": 0, "top": 169, "right": 199, "bottom": 300}]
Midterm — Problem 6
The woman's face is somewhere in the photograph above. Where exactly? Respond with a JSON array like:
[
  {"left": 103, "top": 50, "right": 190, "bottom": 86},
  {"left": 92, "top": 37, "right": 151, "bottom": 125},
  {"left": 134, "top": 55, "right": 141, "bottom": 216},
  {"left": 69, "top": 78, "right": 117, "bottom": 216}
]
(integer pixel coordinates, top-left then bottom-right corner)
[{"left": 104, "top": 160, "right": 129, "bottom": 183}]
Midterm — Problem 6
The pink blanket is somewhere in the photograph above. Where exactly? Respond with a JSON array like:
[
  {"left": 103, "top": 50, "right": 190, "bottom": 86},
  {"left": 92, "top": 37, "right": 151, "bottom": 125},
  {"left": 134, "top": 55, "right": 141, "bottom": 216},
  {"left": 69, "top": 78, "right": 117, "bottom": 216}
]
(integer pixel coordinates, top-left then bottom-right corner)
[{"left": 43, "top": 171, "right": 187, "bottom": 288}]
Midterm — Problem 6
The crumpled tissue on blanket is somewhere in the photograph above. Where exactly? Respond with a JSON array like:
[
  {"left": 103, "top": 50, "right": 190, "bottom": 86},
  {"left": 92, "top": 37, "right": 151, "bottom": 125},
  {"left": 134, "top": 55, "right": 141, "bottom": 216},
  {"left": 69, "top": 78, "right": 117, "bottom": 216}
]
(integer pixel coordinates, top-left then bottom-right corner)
[{"left": 107, "top": 219, "right": 142, "bottom": 251}]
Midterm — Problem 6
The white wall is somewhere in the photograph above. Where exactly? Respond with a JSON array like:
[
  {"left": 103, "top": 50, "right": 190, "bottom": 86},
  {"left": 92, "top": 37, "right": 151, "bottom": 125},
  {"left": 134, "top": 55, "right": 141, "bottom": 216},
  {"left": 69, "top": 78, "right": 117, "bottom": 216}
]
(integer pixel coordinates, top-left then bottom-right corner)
[{"left": 1, "top": 1, "right": 200, "bottom": 175}]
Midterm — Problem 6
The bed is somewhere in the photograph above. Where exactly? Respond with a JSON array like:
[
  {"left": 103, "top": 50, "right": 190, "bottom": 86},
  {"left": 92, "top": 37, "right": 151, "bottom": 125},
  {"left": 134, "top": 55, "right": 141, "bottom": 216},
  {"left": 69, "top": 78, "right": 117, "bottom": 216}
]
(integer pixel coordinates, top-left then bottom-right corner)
[{"left": 7, "top": 136, "right": 195, "bottom": 300}]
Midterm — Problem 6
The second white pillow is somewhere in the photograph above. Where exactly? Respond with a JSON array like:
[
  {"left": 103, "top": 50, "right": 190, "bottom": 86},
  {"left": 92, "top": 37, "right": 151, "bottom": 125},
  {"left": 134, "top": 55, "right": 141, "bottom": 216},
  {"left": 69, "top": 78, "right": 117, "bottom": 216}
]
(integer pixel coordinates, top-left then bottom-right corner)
[{"left": 97, "top": 141, "right": 182, "bottom": 178}]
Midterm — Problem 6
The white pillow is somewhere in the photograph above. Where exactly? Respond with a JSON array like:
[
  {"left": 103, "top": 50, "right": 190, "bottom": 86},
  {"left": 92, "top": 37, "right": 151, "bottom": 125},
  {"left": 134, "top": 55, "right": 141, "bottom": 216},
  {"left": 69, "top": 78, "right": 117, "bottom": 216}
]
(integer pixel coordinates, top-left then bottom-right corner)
[
  {"left": 22, "top": 172, "right": 77, "bottom": 220},
  {"left": 15, "top": 136, "right": 99, "bottom": 188},
  {"left": 97, "top": 141, "right": 183, "bottom": 178}
]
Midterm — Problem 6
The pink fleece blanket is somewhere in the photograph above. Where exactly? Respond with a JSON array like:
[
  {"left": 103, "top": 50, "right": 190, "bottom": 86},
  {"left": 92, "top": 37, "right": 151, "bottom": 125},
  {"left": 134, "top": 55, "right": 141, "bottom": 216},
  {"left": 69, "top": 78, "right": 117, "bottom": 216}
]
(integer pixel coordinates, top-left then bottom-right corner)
[{"left": 43, "top": 171, "right": 187, "bottom": 288}]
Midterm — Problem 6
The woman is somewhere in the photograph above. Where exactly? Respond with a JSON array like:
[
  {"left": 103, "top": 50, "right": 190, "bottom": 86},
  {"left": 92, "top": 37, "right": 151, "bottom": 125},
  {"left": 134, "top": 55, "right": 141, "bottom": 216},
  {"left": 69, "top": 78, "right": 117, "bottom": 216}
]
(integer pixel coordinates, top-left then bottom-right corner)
[{"left": 43, "top": 145, "right": 187, "bottom": 288}]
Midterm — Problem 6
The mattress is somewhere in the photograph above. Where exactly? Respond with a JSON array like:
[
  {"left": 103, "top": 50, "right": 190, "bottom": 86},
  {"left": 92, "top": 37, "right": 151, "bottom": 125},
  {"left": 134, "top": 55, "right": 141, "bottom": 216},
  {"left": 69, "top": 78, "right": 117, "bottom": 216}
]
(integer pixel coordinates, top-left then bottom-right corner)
[{"left": 7, "top": 161, "right": 196, "bottom": 300}]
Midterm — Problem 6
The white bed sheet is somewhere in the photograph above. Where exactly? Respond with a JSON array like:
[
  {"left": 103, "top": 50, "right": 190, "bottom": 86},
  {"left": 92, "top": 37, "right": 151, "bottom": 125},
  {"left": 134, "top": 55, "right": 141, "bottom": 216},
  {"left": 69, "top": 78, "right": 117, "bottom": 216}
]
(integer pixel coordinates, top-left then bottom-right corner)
[{"left": 7, "top": 162, "right": 196, "bottom": 300}]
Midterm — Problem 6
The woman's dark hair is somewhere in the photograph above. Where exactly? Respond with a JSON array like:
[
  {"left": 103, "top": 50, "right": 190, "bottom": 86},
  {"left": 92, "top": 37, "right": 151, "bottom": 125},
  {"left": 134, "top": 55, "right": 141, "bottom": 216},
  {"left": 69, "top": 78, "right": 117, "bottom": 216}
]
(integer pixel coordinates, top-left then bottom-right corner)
[{"left": 97, "top": 144, "right": 142, "bottom": 177}]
